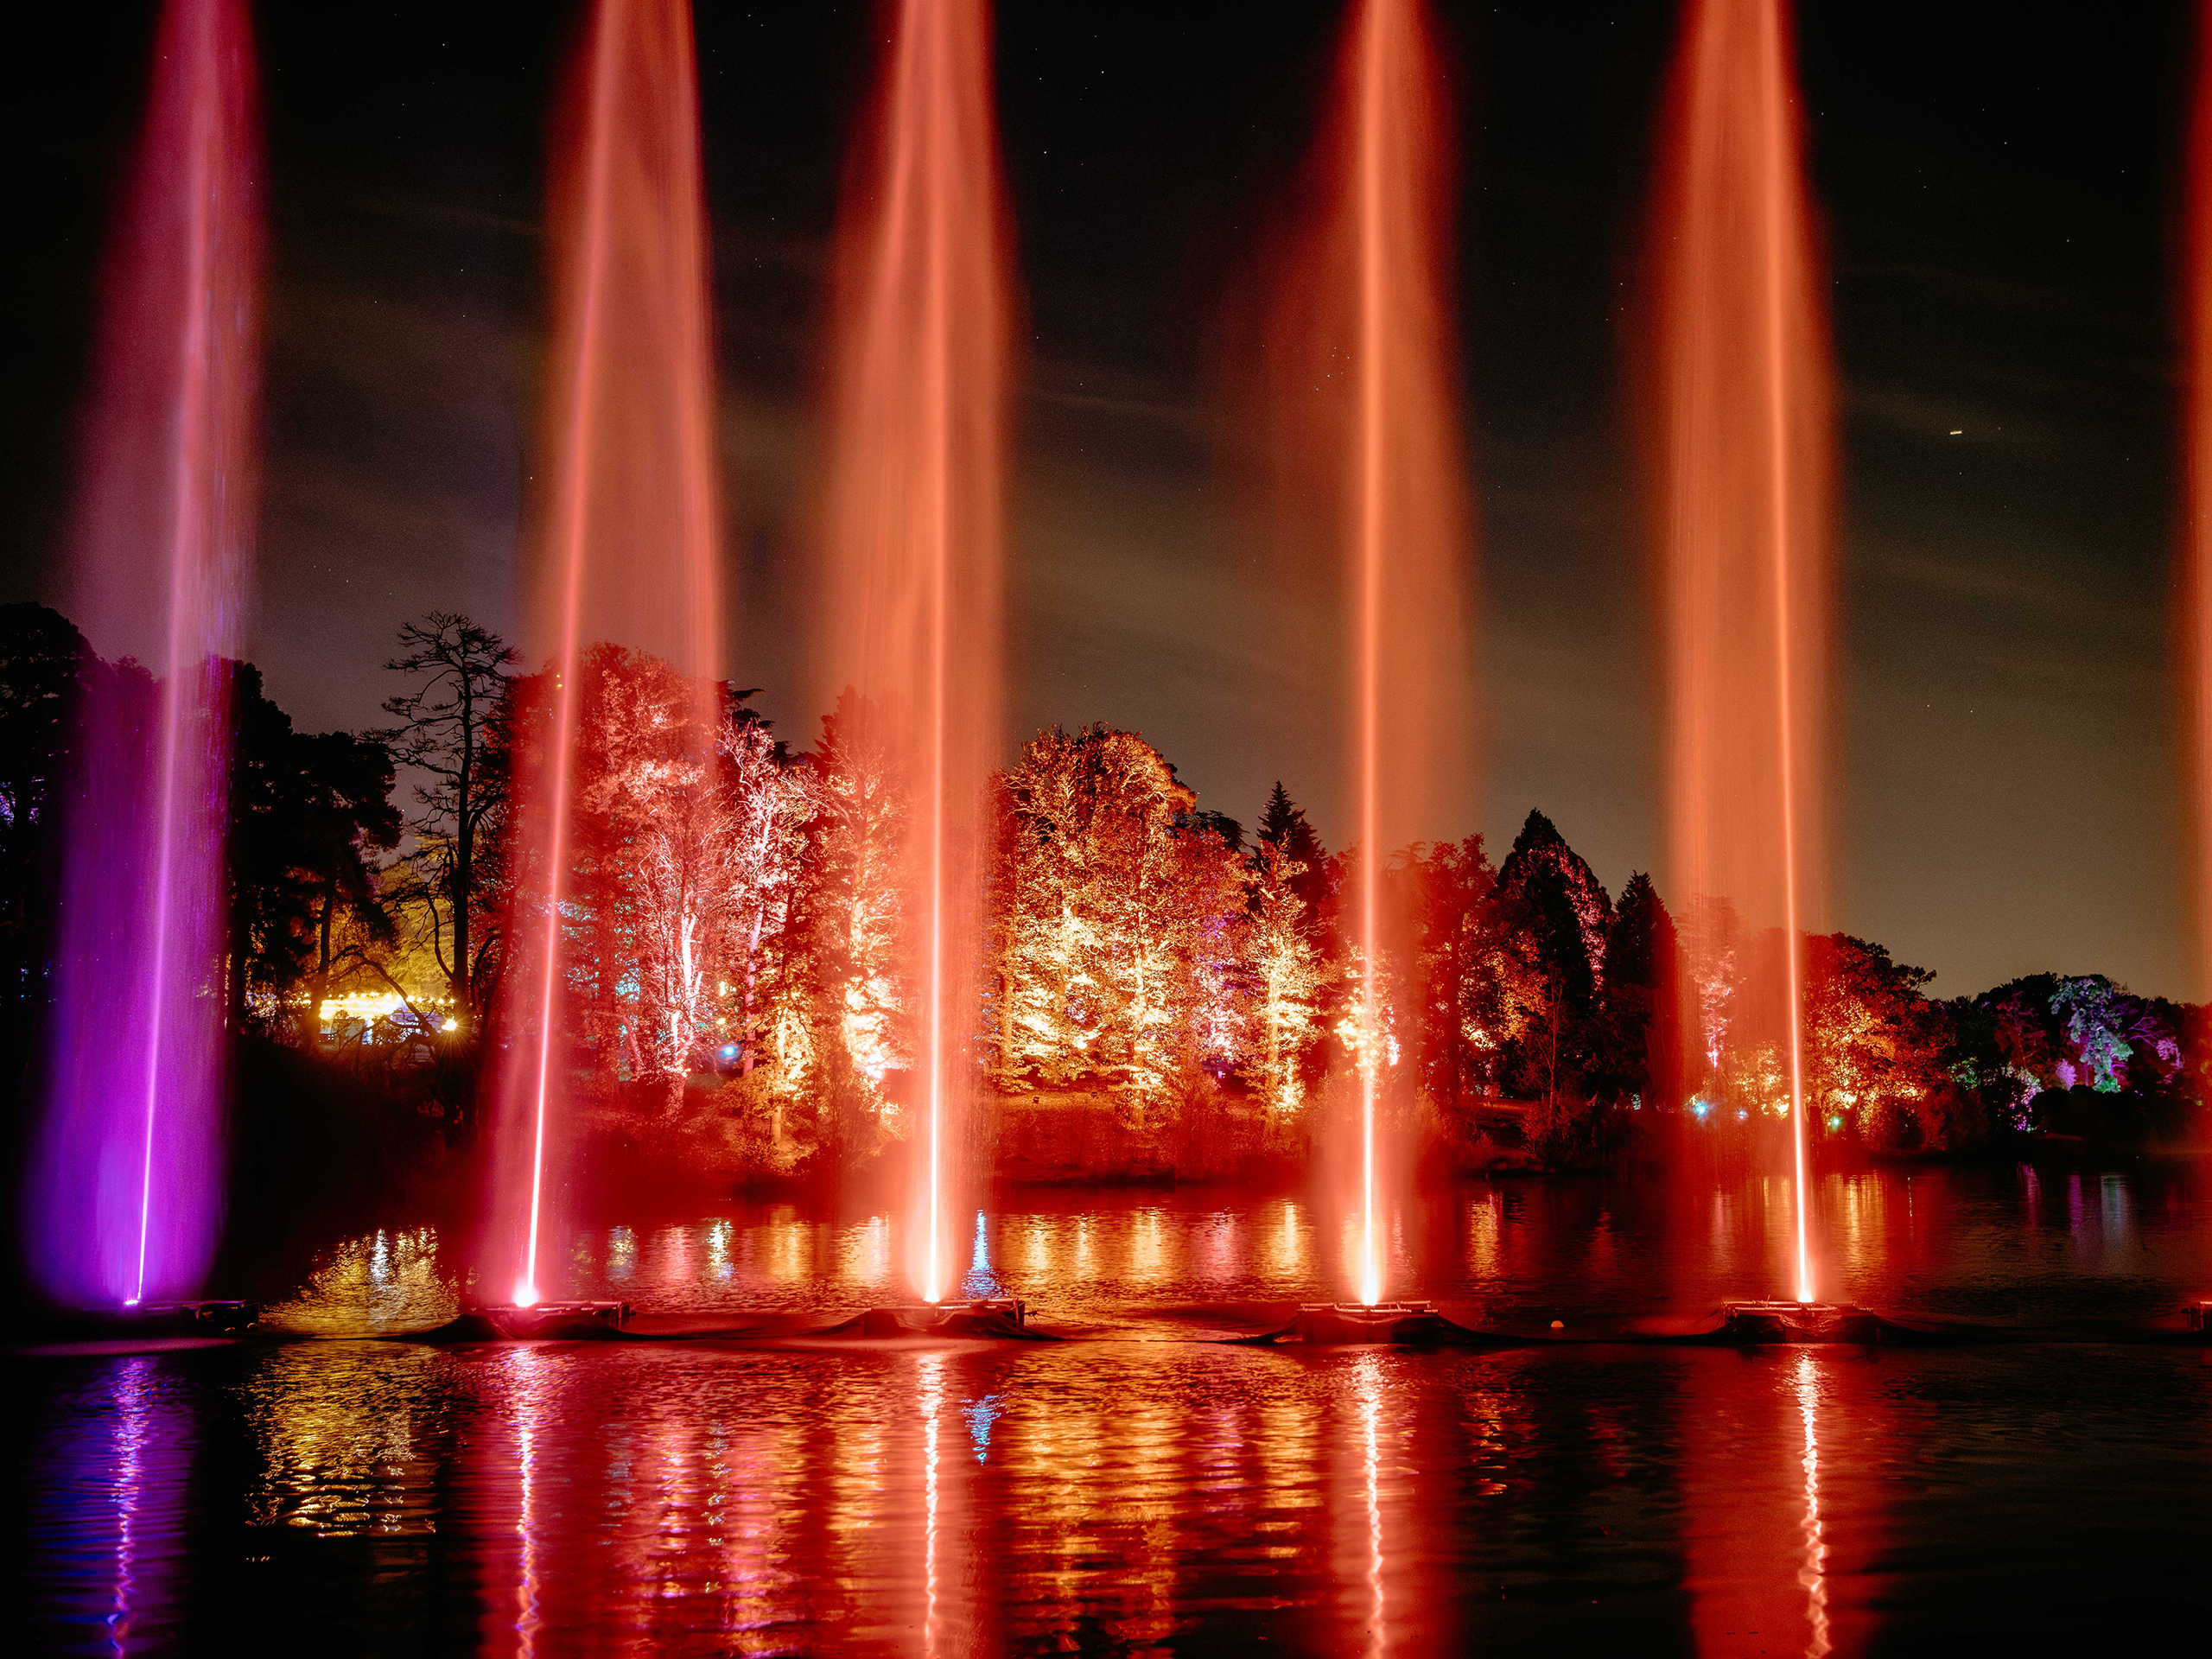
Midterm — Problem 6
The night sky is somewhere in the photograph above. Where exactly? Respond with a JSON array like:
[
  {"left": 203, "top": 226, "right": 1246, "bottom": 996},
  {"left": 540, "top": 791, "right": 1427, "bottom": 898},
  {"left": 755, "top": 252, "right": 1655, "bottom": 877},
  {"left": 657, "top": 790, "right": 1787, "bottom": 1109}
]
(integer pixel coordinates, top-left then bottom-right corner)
[{"left": 0, "top": 3, "right": 2195, "bottom": 998}]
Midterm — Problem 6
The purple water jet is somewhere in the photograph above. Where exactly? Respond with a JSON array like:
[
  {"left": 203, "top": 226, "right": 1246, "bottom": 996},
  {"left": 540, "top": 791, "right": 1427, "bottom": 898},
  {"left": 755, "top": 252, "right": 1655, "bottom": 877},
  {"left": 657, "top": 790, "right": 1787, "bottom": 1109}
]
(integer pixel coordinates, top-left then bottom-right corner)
[{"left": 28, "top": 0, "right": 261, "bottom": 1311}]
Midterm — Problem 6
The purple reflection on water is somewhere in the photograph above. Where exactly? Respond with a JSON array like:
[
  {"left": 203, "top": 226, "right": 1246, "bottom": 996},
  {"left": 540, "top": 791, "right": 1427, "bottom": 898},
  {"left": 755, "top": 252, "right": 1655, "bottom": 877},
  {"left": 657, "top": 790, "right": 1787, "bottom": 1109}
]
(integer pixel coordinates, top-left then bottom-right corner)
[
  {"left": 26, "top": 1357, "right": 194, "bottom": 1656},
  {"left": 28, "top": 0, "right": 259, "bottom": 1307}
]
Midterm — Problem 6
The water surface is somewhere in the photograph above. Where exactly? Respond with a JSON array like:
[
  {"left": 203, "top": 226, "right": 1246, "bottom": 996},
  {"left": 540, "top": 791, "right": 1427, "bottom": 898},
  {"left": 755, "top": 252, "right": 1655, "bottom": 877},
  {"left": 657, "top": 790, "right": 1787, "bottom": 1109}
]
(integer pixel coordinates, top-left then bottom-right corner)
[{"left": 14, "top": 1161, "right": 2212, "bottom": 1655}]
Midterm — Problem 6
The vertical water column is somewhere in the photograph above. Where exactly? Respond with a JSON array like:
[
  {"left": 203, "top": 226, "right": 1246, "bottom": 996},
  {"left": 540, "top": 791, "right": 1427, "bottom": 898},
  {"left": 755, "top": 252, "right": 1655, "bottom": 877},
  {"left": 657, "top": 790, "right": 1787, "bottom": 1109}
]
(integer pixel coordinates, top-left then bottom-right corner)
[
  {"left": 30, "top": 0, "right": 260, "bottom": 1309},
  {"left": 821, "top": 0, "right": 1010, "bottom": 1304},
  {"left": 494, "top": 0, "right": 723, "bottom": 1308},
  {"left": 1653, "top": 0, "right": 1834, "bottom": 1305},
  {"left": 2183, "top": 1, "right": 2212, "bottom": 1004},
  {"left": 1269, "top": 0, "right": 1472, "bottom": 1306}
]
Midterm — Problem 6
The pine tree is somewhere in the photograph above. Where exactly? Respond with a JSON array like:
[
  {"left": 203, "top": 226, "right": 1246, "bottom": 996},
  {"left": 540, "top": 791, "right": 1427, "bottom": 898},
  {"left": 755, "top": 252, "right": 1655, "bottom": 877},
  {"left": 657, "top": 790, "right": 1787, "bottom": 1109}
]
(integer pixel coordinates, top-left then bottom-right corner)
[{"left": 1255, "top": 780, "right": 1332, "bottom": 922}]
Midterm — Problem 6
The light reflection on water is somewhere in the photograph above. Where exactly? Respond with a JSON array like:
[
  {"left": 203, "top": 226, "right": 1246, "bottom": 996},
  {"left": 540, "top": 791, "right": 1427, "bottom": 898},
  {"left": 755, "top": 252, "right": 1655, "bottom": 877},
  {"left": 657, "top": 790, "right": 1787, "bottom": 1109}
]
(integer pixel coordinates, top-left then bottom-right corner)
[
  {"left": 16, "top": 1162, "right": 2212, "bottom": 1653},
  {"left": 16, "top": 1337, "right": 2212, "bottom": 1654},
  {"left": 256, "top": 1161, "right": 2212, "bottom": 1338},
  {"left": 23, "top": 1356, "right": 193, "bottom": 1656}
]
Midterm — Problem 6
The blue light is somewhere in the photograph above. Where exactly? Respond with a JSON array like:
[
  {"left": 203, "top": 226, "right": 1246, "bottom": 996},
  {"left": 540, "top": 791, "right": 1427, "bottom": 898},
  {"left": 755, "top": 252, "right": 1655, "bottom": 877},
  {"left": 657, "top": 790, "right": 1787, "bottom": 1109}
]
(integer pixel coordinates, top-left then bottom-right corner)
[
  {"left": 963, "top": 1393, "right": 1003, "bottom": 1462},
  {"left": 960, "top": 1210, "right": 995, "bottom": 1300}
]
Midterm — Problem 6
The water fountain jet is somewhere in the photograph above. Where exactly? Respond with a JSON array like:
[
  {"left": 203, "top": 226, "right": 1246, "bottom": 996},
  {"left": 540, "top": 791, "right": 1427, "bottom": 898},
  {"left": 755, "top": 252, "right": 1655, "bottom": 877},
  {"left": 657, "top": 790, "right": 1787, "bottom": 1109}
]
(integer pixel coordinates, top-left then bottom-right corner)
[
  {"left": 817, "top": 0, "right": 1010, "bottom": 1314},
  {"left": 2185, "top": 1, "right": 2212, "bottom": 1007},
  {"left": 1654, "top": 0, "right": 1831, "bottom": 1309},
  {"left": 486, "top": 0, "right": 723, "bottom": 1322},
  {"left": 29, "top": 0, "right": 259, "bottom": 1317},
  {"left": 1263, "top": 0, "right": 1472, "bottom": 1313}
]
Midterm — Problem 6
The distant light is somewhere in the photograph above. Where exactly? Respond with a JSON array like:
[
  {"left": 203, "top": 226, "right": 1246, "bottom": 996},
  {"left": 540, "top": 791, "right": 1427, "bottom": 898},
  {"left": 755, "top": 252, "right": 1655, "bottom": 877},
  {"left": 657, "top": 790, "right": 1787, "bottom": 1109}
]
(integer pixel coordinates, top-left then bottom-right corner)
[
  {"left": 1948, "top": 429, "right": 1962, "bottom": 435},
  {"left": 513, "top": 1280, "right": 539, "bottom": 1309},
  {"left": 1828, "top": 1116, "right": 1842, "bottom": 1129},
  {"left": 123, "top": 1297, "right": 140, "bottom": 1308},
  {"left": 443, "top": 1017, "right": 459, "bottom": 1032},
  {"left": 718, "top": 1043, "right": 739, "bottom": 1061},
  {"left": 320, "top": 990, "right": 407, "bottom": 1024}
]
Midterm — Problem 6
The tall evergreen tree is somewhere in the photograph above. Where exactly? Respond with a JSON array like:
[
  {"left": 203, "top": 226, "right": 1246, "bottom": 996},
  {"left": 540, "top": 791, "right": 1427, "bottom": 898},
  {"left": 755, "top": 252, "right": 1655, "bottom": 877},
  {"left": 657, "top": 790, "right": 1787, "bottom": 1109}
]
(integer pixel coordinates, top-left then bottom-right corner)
[
  {"left": 1598, "top": 870, "right": 1681, "bottom": 1108},
  {"left": 1255, "top": 781, "right": 1332, "bottom": 925},
  {"left": 1495, "top": 809, "right": 1612, "bottom": 1011}
]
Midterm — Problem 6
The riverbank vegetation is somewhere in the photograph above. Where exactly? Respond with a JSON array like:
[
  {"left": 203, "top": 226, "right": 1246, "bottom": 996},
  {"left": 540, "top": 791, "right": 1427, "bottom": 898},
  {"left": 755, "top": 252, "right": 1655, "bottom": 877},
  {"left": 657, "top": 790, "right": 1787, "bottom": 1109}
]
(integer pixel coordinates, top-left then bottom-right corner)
[{"left": 2, "top": 602, "right": 2203, "bottom": 1198}]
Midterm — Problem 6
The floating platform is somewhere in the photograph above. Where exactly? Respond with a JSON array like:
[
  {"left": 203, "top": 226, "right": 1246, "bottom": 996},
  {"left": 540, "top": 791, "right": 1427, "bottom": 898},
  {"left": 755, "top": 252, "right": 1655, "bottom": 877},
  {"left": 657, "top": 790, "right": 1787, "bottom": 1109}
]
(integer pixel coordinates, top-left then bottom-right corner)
[
  {"left": 13, "top": 1298, "right": 263, "bottom": 1352},
  {"left": 1236, "top": 1300, "right": 1521, "bottom": 1347},
  {"left": 820, "top": 1296, "right": 1046, "bottom": 1341},
  {"left": 51, "top": 1299, "right": 260, "bottom": 1337},
  {"left": 432, "top": 1300, "right": 634, "bottom": 1341},
  {"left": 2190, "top": 1301, "right": 2212, "bottom": 1336},
  {"left": 1712, "top": 1301, "right": 1889, "bottom": 1344}
]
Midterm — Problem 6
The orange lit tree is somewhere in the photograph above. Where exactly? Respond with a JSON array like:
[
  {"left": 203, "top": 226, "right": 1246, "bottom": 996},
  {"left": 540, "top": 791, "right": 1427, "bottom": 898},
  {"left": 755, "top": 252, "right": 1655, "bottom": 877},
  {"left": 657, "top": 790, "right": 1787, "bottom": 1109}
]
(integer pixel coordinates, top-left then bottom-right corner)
[{"left": 991, "top": 725, "right": 1244, "bottom": 1116}]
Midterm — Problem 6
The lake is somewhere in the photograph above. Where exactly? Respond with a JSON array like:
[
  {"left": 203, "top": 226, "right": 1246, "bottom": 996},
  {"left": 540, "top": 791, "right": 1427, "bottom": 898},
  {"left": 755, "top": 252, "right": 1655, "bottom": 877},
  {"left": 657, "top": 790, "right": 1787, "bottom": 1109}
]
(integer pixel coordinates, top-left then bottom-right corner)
[{"left": 13, "top": 1159, "right": 2212, "bottom": 1654}]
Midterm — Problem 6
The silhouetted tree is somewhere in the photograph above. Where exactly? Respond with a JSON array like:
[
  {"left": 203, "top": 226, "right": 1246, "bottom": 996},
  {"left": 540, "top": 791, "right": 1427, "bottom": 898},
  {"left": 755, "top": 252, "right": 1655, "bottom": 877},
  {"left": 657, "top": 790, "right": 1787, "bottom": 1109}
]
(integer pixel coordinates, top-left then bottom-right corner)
[
  {"left": 375, "top": 613, "right": 518, "bottom": 1030},
  {"left": 1495, "top": 810, "right": 1612, "bottom": 1105},
  {"left": 0, "top": 605, "right": 99, "bottom": 1026},
  {"left": 1255, "top": 780, "right": 1332, "bottom": 927},
  {"left": 223, "top": 663, "right": 401, "bottom": 1034},
  {"left": 293, "top": 731, "right": 403, "bottom": 1045},
  {"left": 1597, "top": 871, "right": 1681, "bottom": 1109}
]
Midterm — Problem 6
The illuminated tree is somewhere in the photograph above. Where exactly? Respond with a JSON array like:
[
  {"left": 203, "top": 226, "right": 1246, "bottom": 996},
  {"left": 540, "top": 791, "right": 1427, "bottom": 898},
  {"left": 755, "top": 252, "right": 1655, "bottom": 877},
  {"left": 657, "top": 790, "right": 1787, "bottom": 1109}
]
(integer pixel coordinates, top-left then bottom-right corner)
[
  {"left": 1974, "top": 973, "right": 2185, "bottom": 1113},
  {"left": 992, "top": 725, "right": 1244, "bottom": 1115},
  {"left": 1496, "top": 810, "right": 1612, "bottom": 1007},
  {"left": 1678, "top": 893, "right": 1743, "bottom": 1079},
  {"left": 1256, "top": 781, "right": 1332, "bottom": 924},
  {"left": 1389, "top": 834, "right": 1539, "bottom": 1111},
  {"left": 716, "top": 705, "right": 802, "bottom": 1073},
  {"left": 772, "top": 691, "right": 910, "bottom": 1153},
  {"left": 1244, "top": 837, "right": 1326, "bottom": 1115},
  {"left": 1802, "top": 933, "right": 1951, "bottom": 1144}
]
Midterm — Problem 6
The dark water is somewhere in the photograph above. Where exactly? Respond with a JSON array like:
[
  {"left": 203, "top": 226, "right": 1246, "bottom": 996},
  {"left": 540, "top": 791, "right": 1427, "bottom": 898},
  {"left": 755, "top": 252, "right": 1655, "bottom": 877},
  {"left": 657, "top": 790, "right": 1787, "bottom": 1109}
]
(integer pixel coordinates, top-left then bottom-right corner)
[{"left": 11, "top": 1160, "right": 2212, "bottom": 1655}]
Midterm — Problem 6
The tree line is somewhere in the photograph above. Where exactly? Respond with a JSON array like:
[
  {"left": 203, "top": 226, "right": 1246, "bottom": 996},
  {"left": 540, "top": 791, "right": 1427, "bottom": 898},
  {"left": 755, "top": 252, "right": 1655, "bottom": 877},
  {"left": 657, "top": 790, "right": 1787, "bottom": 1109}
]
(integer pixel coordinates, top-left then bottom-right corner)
[{"left": 0, "top": 601, "right": 2200, "bottom": 1172}]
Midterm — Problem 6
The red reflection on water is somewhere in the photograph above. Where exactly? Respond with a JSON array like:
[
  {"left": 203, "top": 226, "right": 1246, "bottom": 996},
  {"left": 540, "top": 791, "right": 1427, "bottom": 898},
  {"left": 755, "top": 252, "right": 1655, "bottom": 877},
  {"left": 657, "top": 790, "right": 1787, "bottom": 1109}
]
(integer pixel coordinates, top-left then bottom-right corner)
[
  {"left": 919, "top": 1351, "right": 945, "bottom": 1654},
  {"left": 1793, "top": 1353, "right": 1832, "bottom": 1658},
  {"left": 1358, "top": 1355, "right": 1388, "bottom": 1657},
  {"left": 1325, "top": 1351, "right": 1453, "bottom": 1656},
  {"left": 1682, "top": 1351, "right": 1873, "bottom": 1657},
  {"left": 485, "top": 1347, "right": 551, "bottom": 1658},
  {"left": 1653, "top": 0, "right": 1834, "bottom": 1303},
  {"left": 819, "top": 0, "right": 1012, "bottom": 1303}
]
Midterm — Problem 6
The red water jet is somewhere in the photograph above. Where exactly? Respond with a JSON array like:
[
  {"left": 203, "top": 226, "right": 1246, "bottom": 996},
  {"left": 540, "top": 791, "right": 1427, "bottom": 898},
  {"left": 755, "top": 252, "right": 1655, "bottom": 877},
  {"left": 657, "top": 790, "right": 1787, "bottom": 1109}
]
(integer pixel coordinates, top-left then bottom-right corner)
[
  {"left": 1652, "top": 0, "right": 1834, "bottom": 1305},
  {"left": 1266, "top": 0, "right": 1472, "bottom": 1307},
  {"left": 817, "top": 0, "right": 1010, "bottom": 1305},
  {"left": 493, "top": 0, "right": 723, "bottom": 1309}
]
